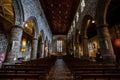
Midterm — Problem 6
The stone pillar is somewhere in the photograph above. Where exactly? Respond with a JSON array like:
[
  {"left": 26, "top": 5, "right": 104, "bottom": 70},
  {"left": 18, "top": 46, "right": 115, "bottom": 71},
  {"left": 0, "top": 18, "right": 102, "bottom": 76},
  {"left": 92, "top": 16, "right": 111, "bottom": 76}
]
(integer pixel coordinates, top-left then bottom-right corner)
[
  {"left": 82, "top": 35, "right": 89, "bottom": 60},
  {"left": 75, "top": 43, "right": 79, "bottom": 58},
  {"left": 67, "top": 42, "right": 70, "bottom": 55},
  {"left": 96, "top": 24, "right": 116, "bottom": 63},
  {"left": 48, "top": 43, "right": 50, "bottom": 57},
  {"left": 70, "top": 40, "right": 74, "bottom": 56},
  {"left": 5, "top": 26, "right": 23, "bottom": 63},
  {"left": 73, "top": 36, "right": 76, "bottom": 57},
  {"left": 75, "top": 34, "right": 80, "bottom": 58},
  {"left": 38, "top": 42, "right": 42, "bottom": 58},
  {"left": 49, "top": 43, "right": 52, "bottom": 57},
  {"left": 44, "top": 43, "right": 46, "bottom": 58},
  {"left": 44, "top": 42, "right": 48, "bottom": 57},
  {"left": 41, "top": 42, "right": 44, "bottom": 58},
  {"left": 46, "top": 43, "right": 48, "bottom": 57},
  {"left": 30, "top": 38, "right": 38, "bottom": 60}
]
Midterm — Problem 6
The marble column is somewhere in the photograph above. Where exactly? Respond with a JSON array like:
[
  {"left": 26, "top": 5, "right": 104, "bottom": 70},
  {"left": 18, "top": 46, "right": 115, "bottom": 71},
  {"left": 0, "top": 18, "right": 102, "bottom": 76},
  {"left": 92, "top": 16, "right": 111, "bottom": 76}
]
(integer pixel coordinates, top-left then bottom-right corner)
[
  {"left": 30, "top": 38, "right": 38, "bottom": 60},
  {"left": 82, "top": 35, "right": 89, "bottom": 60},
  {"left": 96, "top": 24, "right": 116, "bottom": 63},
  {"left": 5, "top": 26, "right": 23, "bottom": 63}
]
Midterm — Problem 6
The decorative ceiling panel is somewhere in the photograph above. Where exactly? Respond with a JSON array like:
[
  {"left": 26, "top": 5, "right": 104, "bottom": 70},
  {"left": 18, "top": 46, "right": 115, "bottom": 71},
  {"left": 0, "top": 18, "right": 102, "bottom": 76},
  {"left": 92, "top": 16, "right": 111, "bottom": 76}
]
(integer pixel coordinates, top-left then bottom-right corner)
[{"left": 40, "top": 0, "right": 80, "bottom": 35}]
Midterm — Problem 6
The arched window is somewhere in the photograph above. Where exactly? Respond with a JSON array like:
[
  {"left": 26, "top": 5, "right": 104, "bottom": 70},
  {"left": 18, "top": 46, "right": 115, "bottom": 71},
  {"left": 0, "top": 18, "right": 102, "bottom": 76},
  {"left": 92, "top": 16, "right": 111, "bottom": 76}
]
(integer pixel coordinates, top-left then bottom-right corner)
[
  {"left": 81, "top": 0, "right": 85, "bottom": 12},
  {"left": 57, "top": 40, "right": 62, "bottom": 52}
]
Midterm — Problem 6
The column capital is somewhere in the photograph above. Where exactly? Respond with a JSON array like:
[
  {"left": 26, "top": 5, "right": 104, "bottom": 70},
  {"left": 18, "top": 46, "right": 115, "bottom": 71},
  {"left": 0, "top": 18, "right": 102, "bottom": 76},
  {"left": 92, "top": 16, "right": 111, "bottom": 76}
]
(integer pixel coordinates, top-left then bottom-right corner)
[
  {"left": 12, "top": 25, "right": 24, "bottom": 30},
  {"left": 32, "top": 38, "right": 38, "bottom": 40}
]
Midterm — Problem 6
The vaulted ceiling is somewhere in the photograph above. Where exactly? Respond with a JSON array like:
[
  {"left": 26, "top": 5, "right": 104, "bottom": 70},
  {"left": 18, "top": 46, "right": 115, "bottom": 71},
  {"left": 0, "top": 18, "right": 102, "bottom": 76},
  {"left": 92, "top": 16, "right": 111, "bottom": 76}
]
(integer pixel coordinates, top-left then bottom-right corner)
[{"left": 40, "top": 0, "right": 80, "bottom": 35}]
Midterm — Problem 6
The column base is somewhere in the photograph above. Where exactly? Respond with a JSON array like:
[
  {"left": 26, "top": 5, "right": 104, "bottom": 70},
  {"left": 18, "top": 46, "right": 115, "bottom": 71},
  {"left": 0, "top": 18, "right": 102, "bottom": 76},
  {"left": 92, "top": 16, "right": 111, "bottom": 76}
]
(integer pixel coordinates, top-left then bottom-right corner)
[{"left": 101, "top": 50, "right": 116, "bottom": 63}]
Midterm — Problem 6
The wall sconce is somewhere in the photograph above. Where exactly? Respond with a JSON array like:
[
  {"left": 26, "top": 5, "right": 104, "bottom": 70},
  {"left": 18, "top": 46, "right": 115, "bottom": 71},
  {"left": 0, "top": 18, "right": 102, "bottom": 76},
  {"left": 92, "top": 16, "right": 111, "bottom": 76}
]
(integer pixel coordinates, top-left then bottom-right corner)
[{"left": 92, "top": 20, "right": 95, "bottom": 23}]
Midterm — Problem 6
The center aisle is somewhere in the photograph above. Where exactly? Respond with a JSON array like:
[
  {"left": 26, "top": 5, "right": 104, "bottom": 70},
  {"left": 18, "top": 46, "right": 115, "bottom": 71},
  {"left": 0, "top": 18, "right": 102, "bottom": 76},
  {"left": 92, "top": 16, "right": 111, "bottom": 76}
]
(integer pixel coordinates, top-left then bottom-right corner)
[{"left": 47, "top": 58, "right": 73, "bottom": 80}]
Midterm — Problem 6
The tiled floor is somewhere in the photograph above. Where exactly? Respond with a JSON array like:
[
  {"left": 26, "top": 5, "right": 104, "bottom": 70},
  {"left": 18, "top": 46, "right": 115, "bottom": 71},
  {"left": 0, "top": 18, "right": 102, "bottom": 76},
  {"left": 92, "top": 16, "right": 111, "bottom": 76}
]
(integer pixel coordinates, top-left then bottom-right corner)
[{"left": 47, "top": 58, "right": 73, "bottom": 80}]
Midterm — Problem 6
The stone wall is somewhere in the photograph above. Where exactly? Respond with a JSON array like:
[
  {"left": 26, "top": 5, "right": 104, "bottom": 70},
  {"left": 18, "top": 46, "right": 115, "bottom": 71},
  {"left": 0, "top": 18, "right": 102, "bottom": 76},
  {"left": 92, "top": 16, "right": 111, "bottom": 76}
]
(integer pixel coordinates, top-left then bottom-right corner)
[
  {"left": 0, "top": 27, "right": 8, "bottom": 62},
  {"left": 20, "top": 0, "right": 52, "bottom": 42}
]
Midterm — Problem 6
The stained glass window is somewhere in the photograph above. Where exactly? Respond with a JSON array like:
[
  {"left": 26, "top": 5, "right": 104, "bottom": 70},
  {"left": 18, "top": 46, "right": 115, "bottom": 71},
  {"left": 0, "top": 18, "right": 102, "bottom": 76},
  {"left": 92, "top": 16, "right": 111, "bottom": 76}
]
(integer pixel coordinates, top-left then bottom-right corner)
[{"left": 57, "top": 40, "right": 62, "bottom": 52}]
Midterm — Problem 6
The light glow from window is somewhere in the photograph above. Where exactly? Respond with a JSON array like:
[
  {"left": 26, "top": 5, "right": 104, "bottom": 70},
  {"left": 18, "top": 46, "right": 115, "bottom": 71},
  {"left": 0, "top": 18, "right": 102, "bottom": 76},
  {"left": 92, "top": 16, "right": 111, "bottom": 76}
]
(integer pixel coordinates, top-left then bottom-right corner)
[
  {"left": 81, "top": 0, "right": 85, "bottom": 12},
  {"left": 57, "top": 40, "right": 62, "bottom": 52}
]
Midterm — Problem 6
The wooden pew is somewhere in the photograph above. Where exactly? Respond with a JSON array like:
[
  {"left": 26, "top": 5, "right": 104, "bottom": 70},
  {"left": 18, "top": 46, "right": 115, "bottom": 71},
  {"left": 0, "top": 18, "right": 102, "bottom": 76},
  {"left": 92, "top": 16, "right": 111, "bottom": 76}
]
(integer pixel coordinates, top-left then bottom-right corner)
[
  {"left": 0, "top": 56, "right": 57, "bottom": 80},
  {"left": 0, "top": 67, "right": 48, "bottom": 74},
  {"left": 73, "top": 68, "right": 120, "bottom": 79},
  {"left": 75, "top": 73, "right": 120, "bottom": 80},
  {"left": 0, "top": 73, "right": 46, "bottom": 80},
  {"left": 63, "top": 55, "right": 120, "bottom": 80},
  {"left": 2, "top": 65, "right": 49, "bottom": 74}
]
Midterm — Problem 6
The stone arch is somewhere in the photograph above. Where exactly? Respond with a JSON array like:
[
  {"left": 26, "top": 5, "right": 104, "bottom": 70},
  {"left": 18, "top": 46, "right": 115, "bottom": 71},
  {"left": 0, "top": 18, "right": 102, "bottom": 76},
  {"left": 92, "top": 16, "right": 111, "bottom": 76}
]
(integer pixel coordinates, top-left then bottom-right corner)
[
  {"left": 95, "top": 0, "right": 111, "bottom": 24},
  {"left": 44, "top": 36, "right": 48, "bottom": 57},
  {"left": 81, "top": 15, "right": 94, "bottom": 37},
  {"left": 25, "top": 16, "right": 39, "bottom": 39},
  {"left": 71, "top": 34, "right": 75, "bottom": 56},
  {"left": 81, "top": 15, "right": 96, "bottom": 60},
  {"left": 13, "top": 0, "right": 24, "bottom": 25},
  {"left": 95, "top": 0, "right": 116, "bottom": 62},
  {"left": 37, "top": 31, "right": 42, "bottom": 59},
  {"left": 39, "top": 30, "right": 45, "bottom": 58},
  {"left": 48, "top": 40, "right": 51, "bottom": 57},
  {"left": 75, "top": 29, "right": 80, "bottom": 43},
  {"left": 21, "top": 17, "right": 39, "bottom": 60},
  {"left": 74, "top": 29, "right": 81, "bottom": 58}
]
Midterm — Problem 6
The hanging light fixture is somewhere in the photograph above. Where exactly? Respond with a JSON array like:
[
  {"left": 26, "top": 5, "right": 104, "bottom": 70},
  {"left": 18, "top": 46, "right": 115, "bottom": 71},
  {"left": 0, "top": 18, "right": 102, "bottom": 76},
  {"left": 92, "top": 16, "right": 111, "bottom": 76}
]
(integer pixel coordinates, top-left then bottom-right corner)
[{"left": 114, "top": 39, "right": 120, "bottom": 47}]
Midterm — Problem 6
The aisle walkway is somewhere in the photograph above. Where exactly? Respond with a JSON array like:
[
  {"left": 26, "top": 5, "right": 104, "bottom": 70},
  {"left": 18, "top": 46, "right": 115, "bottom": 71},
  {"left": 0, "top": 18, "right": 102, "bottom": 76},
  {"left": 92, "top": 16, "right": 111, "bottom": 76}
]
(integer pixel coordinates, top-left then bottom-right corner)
[{"left": 48, "top": 58, "right": 73, "bottom": 80}]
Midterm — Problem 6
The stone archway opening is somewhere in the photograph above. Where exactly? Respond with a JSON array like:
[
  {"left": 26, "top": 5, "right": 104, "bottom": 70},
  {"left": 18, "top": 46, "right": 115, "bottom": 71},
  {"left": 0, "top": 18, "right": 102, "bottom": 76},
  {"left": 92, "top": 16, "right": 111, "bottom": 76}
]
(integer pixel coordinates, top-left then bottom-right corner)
[
  {"left": 86, "top": 20, "right": 100, "bottom": 62},
  {"left": 81, "top": 15, "right": 100, "bottom": 61},
  {"left": 37, "top": 32, "right": 42, "bottom": 59},
  {"left": 44, "top": 37, "right": 48, "bottom": 57},
  {"left": 20, "top": 20, "right": 35, "bottom": 61},
  {"left": 38, "top": 30, "right": 45, "bottom": 58},
  {"left": 96, "top": 0, "right": 116, "bottom": 63},
  {"left": 106, "top": 0, "right": 120, "bottom": 63}
]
